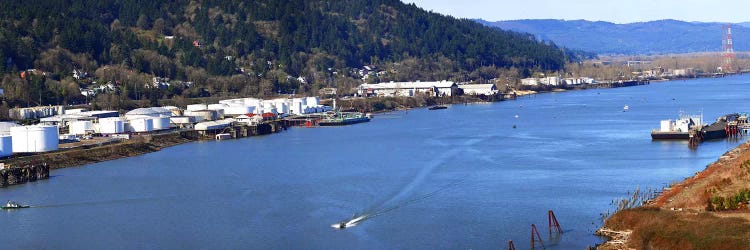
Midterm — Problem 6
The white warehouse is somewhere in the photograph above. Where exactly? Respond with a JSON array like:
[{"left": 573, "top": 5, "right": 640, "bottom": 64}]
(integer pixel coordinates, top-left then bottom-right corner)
[{"left": 357, "top": 81, "right": 457, "bottom": 97}]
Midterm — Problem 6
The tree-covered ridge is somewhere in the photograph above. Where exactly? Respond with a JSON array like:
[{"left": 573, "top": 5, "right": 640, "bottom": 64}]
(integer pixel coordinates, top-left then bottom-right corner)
[{"left": 0, "top": 0, "right": 576, "bottom": 110}]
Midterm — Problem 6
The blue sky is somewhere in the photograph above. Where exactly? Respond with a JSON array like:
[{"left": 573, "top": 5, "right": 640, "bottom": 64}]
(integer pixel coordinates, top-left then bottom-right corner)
[{"left": 403, "top": 0, "right": 749, "bottom": 24}]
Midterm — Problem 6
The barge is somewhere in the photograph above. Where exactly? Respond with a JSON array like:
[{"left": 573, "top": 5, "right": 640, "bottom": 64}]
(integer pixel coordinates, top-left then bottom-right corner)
[
  {"left": 651, "top": 113, "right": 703, "bottom": 140},
  {"left": 318, "top": 112, "right": 371, "bottom": 126},
  {"left": 700, "top": 113, "right": 744, "bottom": 141}
]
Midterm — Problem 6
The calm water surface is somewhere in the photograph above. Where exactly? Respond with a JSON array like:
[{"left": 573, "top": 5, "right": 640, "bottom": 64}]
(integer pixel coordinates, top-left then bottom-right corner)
[{"left": 3, "top": 75, "right": 750, "bottom": 249}]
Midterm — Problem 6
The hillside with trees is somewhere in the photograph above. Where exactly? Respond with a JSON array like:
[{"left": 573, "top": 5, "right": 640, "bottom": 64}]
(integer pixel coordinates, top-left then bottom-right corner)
[{"left": 0, "top": 0, "right": 582, "bottom": 112}]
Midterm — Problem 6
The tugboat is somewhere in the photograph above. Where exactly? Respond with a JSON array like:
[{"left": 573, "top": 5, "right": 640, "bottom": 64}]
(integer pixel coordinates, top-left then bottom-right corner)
[{"left": 2, "top": 200, "right": 30, "bottom": 209}]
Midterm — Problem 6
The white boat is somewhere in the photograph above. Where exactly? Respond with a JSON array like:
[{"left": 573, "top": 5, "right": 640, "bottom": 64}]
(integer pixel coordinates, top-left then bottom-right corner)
[
  {"left": 331, "top": 215, "right": 368, "bottom": 229},
  {"left": 2, "top": 200, "right": 30, "bottom": 209},
  {"left": 623, "top": 105, "right": 629, "bottom": 112}
]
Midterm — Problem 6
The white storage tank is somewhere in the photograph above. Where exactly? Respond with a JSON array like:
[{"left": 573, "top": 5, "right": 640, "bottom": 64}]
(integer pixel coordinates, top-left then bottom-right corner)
[
  {"left": 69, "top": 121, "right": 94, "bottom": 135},
  {"left": 260, "top": 102, "right": 277, "bottom": 114},
  {"left": 0, "top": 135, "right": 12, "bottom": 157},
  {"left": 207, "top": 103, "right": 228, "bottom": 110},
  {"left": 185, "top": 110, "right": 219, "bottom": 121},
  {"left": 0, "top": 122, "right": 21, "bottom": 135},
  {"left": 273, "top": 100, "right": 289, "bottom": 115},
  {"left": 10, "top": 125, "right": 59, "bottom": 153},
  {"left": 128, "top": 118, "right": 154, "bottom": 133},
  {"left": 306, "top": 97, "right": 320, "bottom": 107},
  {"left": 152, "top": 116, "right": 171, "bottom": 130},
  {"left": 187, "top": 104, "right": 208, "bottom": 111},
  {"left": 243, "top": 98, "right": 262, "bottom": 107},
  {"left": 224, "top": 105, "right": 254, "bottom": 117},
  {"left": 98, "top": 117, "right": 126, "bottom": 134},
  {"left": 291, "top": 101, "right": 303, "bottom": 115},
  {"left": 207, "top": 104, "right": 228, "bottom": 117}
]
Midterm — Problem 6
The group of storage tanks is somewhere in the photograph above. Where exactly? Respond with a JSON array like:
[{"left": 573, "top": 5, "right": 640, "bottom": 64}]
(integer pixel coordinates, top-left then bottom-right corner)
[
  {"left": 0, "top": 107, "right": 175, "bottom": 158},
  {"left": 0, "top": 123, "right": 59, "bottom": 157},
  {"left": 0, "top": 96, "right": 330, "bottom": 158},
  {"left": 185, "top": 97, "right": 327, "bottom": 118}
]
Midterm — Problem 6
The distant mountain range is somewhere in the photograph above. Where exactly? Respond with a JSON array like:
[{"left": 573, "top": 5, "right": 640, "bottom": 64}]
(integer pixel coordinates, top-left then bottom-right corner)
[{"left": 477, "top": 19, "right": 750, "bottom": 55}]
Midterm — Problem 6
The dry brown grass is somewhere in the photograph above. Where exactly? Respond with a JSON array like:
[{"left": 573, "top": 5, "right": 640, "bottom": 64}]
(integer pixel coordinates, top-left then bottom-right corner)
[
  {"left": 605, "top": 207, "right": 750, "bottom": 250},
  {"left": 600, "top": 141, "right": 750, "bottom": 249},
  {"left": 655, "top": 142, "right": 750, "bottom": 210}
]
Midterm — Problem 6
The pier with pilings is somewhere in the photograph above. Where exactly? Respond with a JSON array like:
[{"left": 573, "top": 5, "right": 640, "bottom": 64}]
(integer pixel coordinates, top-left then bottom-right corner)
[{"left": 0, "top": 163, "right": 50, "bottom": 187}]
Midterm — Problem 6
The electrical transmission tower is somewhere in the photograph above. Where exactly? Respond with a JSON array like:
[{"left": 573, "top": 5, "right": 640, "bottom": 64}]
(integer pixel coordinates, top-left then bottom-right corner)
[{"left": 722, "top": 24, "right": 735, "bottom": 73}]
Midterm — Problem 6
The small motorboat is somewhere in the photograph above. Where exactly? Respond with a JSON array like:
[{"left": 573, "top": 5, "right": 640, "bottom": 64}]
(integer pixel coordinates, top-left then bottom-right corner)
[
  {"left": 623, "top": 105, "right": 629, "bottom": 112},
  {"left": 2, "top": 200, "right": 30, "bottom": 209},
  {"left": 331, "top": 215, "right": 367, "bottom": 230},
  {"left": 428, "top": 105, "right": 447, "bottom": 110}
]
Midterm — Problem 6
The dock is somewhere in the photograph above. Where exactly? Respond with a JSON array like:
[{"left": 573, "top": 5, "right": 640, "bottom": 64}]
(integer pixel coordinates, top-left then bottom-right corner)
[{"left": 0, "top": 163, "right": 50, "bottom": 187}]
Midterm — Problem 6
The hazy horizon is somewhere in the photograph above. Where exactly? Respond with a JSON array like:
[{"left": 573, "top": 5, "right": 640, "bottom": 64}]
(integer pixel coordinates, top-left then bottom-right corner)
[{"left": 404, "top": 0, "right": 750, "bottom": 24}]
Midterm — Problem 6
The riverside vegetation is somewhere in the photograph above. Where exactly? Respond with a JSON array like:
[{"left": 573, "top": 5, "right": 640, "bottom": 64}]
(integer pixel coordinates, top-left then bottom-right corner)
[{"left": 598, "top": 141, "right": 750, "bottom": 249}]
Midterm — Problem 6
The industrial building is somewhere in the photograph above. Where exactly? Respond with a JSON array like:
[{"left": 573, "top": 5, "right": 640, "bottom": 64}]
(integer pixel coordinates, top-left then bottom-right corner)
[
  {"left": 457, "top": 84, "right": 498, "bottom": 96},
  {"left": 521, "top": 77, "right": 561, "bottom": 86},
  {"left": 194, "top": 119, "right": 234, "bottom": 132},
  {"left": 68, "top": 121, "right": 95, "bottom": 135},
  {"left": 9, "top": 105, "right": 65, "bottom": 120},
  {"left": 357, "top": 81, "right": 457, "bottom": 97}
]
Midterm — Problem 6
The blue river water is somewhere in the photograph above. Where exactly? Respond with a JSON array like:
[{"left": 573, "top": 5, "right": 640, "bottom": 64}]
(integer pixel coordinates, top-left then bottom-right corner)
[{"left": 3, "top": 75, "right": 750, "bottom": 249}]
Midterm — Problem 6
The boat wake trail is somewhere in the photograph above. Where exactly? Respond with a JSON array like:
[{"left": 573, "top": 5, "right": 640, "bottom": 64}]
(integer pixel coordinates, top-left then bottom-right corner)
[
  {"left": 332, "top": 179, "right": 466, "bottom": 229},
  {"left": 333, "top": 137, "right": 486, "bottom": 229},
  {"left": 32, "top": 196, "right": 176, "bottom": 208}
]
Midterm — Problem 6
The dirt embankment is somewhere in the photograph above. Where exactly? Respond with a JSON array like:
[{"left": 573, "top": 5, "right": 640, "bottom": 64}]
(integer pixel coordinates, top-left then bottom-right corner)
[
  {"left": 3, "top": 132, "right": 198, "bottom": 170},
  {"left": 598, "top": 140, "right": 750, "bottom": 249}
]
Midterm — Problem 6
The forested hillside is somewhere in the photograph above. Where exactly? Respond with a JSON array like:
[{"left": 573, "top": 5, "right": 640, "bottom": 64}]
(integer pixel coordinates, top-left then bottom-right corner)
[{"left": 0, "top": 0, "right": 578, "bottom": 110}]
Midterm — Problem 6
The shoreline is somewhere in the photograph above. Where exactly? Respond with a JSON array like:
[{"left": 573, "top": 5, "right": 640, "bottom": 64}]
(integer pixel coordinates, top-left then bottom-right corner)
[
  {"left": 0, "top": 76, "right": 698, "bottom": 185},
  {"left": 3, "top": 131, "right": 199, "bottom": 170},
  {"left": 597, "top": 138, "right": 750, "bottom": 249}
]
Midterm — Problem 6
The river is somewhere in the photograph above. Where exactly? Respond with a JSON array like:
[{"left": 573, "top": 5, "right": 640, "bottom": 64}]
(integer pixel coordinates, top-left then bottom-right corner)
[{"left": 3, "top": 75, "right": 750, "bottom": 249}]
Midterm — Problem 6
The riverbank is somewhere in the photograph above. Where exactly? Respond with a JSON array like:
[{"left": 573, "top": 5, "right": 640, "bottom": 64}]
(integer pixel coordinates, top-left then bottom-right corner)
[
  {"left": 597, "top": 139, "right": 750, "bottom": 249},
  {"left": 3, "top": 131, "right": 198, "bottom": 170},
  {"left": 0, "top": 78, "right": 666, "bottom": 186},
  {"left": 323, "top": 95, "right": 499, "bottom": 114}
]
